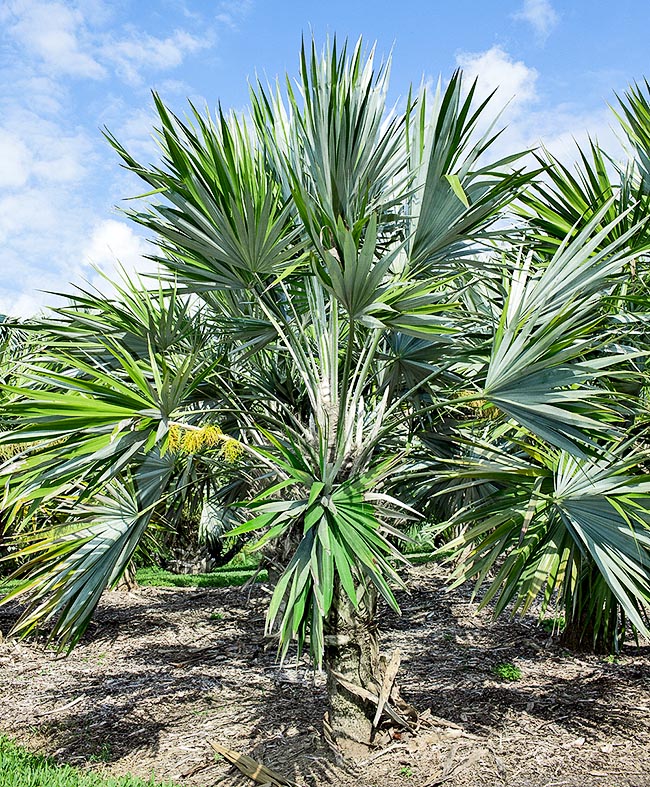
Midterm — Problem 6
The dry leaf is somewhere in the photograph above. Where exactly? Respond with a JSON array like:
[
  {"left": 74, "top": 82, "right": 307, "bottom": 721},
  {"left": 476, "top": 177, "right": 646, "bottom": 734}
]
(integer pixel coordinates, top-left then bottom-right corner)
[{"left": 207, "top": 739, "right": 294, "bottom": 786}]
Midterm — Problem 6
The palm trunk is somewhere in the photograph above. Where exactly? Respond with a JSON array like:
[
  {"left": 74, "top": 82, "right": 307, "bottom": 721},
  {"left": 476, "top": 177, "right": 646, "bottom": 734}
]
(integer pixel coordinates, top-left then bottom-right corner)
[
  {"left": 323, "top": 581, "right": 379, "bottom": 755},
  {"left": 113, "top": 561, "right": 138, "bottom": 591},
  {"left": 560, "top": 611, "right": 606, "bottom": 652},
  {"left": 560, "top": 562, "right": 618, "bottom": 654}
]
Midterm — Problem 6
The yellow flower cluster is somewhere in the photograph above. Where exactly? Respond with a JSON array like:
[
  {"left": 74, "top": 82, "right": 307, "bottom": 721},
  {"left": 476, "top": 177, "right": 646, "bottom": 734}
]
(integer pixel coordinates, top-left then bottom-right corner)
[
  {"left": 465, "top": 399, "right": 500, "bottom": 419},
  {"left": 167, "top": 424, "right": 184, "bottom": 452},
  {"left": 167, "top": 423, "right": 243, "bottom": 462},
  {"left": 459, "top": 393, "right": 501, "bottom": 420},
  {"left": 222, "top": 437, "right": 244, "bottom": 462}
]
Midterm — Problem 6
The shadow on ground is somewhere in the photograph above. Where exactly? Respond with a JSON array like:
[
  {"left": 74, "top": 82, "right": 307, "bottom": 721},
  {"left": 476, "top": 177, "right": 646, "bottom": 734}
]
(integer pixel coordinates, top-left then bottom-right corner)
[{"left": 1, "top": 564, "right": 649, "bottom": 787}]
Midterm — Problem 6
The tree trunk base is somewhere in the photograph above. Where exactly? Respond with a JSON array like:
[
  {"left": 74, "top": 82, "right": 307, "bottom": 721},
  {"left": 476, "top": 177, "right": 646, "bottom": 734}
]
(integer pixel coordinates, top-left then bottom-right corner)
[
  {"left": 323, "top": 710, "right": 372, "bottom": 759},
  {"left": 323, "top": 584, "right": 422, "bottom": 756},
  {"left": 324, "top": 584, "right": 380, "bottom": 751},
  {"left": 559, "top": 622, "right": 611, "bottom": 654},
  {"left": 112, "top": 563, "right": 138, "bottom": 591}
]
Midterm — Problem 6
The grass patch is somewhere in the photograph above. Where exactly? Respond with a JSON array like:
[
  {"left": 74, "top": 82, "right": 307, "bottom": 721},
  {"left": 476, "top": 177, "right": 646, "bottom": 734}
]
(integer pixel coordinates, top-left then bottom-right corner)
[
  {"left": 0, "top": 552, "right": 445, "bottom": 595},
  {"left": 0, "top": 552, "right": 440, "bottom": 595},
  {"left": 0, "top": 569, "right": 263, "bottom": 594},
  {"left": 0, "top": 578, "right": 19, "bottom": 594},
  {"left": 0, "top": 558, "right": 267, "bottom": 596},
  {"left": 0, "top": 735, "right": 177, "bottom": 787},
  {"left": 407, "top": 550, "right": 444, "bottom": 565},
  {"left": 135, "top": 565, "right": 267, "bottom": 589}
]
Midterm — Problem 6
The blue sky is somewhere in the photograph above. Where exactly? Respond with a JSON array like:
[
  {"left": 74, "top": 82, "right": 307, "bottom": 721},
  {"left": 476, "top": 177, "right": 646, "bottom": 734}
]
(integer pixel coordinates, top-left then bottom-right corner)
[{"left": 0, "top": 0, "right": 648, "bottom": 317}]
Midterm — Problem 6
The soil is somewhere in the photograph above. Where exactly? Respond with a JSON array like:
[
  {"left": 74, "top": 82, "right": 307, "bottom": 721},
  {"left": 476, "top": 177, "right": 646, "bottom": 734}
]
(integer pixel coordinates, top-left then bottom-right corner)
[{"left": 0, "top": 563, "right": 649, "bottom": 787}]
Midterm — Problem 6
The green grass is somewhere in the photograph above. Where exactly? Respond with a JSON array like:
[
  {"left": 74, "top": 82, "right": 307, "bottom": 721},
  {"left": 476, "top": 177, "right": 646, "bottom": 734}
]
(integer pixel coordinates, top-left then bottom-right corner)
[
  {"left": 407, "top": 550, "right": 444, "bottom": 565},
  {"left": 0, "top": 548, "right": 439, "bottom": 595},
  {"left": 0, "top": 558, "right": 267, "bottom": 595},
  {"left": 135, "top": 565, "right": 267, "bottom": 588},
  {"left": 0, "top": 549, "right": 436, "bottom": 595},
  {"left": 0, "top": 552, "right": 439, "bottom": 597},
  {"left": 0, "top": 736, "right": 178, "bottom": 787},
  {"left": 0, "top": 578, "right": 19, "bottom": 594}
]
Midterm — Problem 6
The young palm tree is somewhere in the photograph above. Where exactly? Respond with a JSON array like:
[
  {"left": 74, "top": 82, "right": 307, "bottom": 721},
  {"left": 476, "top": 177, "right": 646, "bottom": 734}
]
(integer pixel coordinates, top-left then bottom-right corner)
[{"left": 2, "top": 39, "right": 650, "bottom": 751}]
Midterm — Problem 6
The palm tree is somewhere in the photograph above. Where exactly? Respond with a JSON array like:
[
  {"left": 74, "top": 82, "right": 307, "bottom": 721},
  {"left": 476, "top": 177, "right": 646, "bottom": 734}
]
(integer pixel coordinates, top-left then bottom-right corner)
[
  {"left": 2, "top": 39, "right": 650, "bottom": 752},
  {"left": 447, "top": 83, "right": 650, "bottom": 652}
]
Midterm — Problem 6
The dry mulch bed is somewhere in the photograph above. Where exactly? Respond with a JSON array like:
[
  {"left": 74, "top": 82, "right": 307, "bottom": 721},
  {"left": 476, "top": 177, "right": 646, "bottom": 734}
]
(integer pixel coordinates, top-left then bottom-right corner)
[{"left": 0, "top": 563, "right": 649, "bottom": 787}]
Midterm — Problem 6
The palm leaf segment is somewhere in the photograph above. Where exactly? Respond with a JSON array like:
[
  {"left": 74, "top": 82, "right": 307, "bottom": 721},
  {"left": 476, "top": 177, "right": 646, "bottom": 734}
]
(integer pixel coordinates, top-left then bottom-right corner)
[
  {"left": 0, "top": 279, "right": 245, "bottom": 643},
  {"left": 615, "top": 79, "right": 650, "bottom": 196},
  {"left": 229, "top": 452, "right": 406, "bottom": 665},
  {"left": 426, "top": 80, "right": 650, "bottom": 648},
  {"left": 518, "top": 140, "right": 650, "bottom": 257},
  {"left": 106, "top": 97, "right": 303, "bottom": 292},
  {"left": 2, "top": 455, "right": 173, "bottom": 648}
]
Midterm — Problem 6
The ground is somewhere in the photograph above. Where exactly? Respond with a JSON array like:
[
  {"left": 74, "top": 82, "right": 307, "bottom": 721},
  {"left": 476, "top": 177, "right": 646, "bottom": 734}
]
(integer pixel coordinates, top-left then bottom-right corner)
[{"left": 0, "top": 563, "right": 649, "bottom": 787}]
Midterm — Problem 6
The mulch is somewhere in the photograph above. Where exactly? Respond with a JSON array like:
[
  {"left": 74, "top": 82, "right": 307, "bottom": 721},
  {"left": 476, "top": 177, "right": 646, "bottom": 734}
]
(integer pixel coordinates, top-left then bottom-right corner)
[{"left": 0, "top": 563, "right": 649, "bottom": 787}]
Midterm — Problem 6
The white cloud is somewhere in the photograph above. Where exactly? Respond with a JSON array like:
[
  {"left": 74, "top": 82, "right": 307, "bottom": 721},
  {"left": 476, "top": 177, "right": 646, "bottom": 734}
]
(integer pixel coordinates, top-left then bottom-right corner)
[
  {"left": 0, "top": 291, "right": 50, "bottom": 319},
  {"left": 83, "top": 219, "right": 149, "bottom": 274},
  {"left": 456, "top": 45, "right": 539, "bottom": 111},
  {"left": 2, "top": 0, "right": 106, "bottom": 79},
  {"left": 0, "top": 112, "right": 112, "bottom": 319},
  {"left": 454, "top": 46, "right": 622, "bottom": 165},
  {"left": 0, "top": 186, "right": 87, "bottom": 317},
  {"left": 15, "top": 76, "right": 66, "bottom": 115},
  {"left": 82, "top": 219, "right": 160, "bottom": 297},
  {"left": 0, "top": 208, "right": 156, "bottom": 319},
  {"left": 513, "top": 0, "right": 560, "bottom": 42},
  {"left": 0, "top": 109, "right": 94, "bottom": 189},
  {"left": 0, "top": 1, "right": 215, "bottom": 319},
  {"left": 157, "top": 78, "right": 192, "bottom": 93},
  {"left": 0, "top": 130, "right": 32, "bottom": 187},
  {"left": 101, "top": 29, "right": 211, "bottom": 86},
  {"left": 31, "top": 138, "right": 90, "bottom": 183},
  {"left": 0, "top": 187, "right": 60, "bottom": 245},
  {"left": 1, "top": 0, "right": 213, "bottom": 87},
  {"left": 216, "top": 0, "right": 253, "bottom": 29},
  {"left": 108, "top": 105, "right": 160, "bottom": 159},
  {"left": 527, "top": 105, "right": 620, "bottom": 163}
]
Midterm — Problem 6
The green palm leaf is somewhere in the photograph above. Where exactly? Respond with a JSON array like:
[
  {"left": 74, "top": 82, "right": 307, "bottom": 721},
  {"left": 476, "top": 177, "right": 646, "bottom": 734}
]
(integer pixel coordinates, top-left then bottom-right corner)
[
  {"left": 2, "top": 454, "right": 173, "bottom": 648},
  {"left": 481, "top": 203, "right": 642, "bottom": 452}
]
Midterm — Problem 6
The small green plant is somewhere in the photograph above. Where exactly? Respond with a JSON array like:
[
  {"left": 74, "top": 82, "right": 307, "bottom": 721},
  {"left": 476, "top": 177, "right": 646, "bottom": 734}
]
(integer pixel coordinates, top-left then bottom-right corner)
[
  {"left": 492, "top": 662, "right": 522, "bottom": 681},
  {"left": 89, "top": 742, "right": 112, "bottom": 763},
  {"left": 209, "top": 612, "right": 224, "bottom": 621},
  {"left": 399, "top": 765, "right": 413, "bottom": 778},
  {"left": 539, "top": 616, "right": 566, "bottom": 633},
  {"left": 0, "top": 577, "right": 20, "bottom": 594},
  {"left": 604, "top": 654, "right": 621, "bottom": 665}
]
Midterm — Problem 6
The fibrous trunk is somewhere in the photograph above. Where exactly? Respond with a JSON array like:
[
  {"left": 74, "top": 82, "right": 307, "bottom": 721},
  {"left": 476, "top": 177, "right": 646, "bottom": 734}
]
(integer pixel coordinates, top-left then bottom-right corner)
[
  {"left": 113, "top": 561, "right": 138, "bottom": 591},
  {"left": 560, "top": 613, "right": 608, "bottom": 653},
  {"left": 323, "top": 581, "right": 379, "bottom": 756},
  {"left": 560, "top": 562, "right": 619, "bottom": 654}
]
